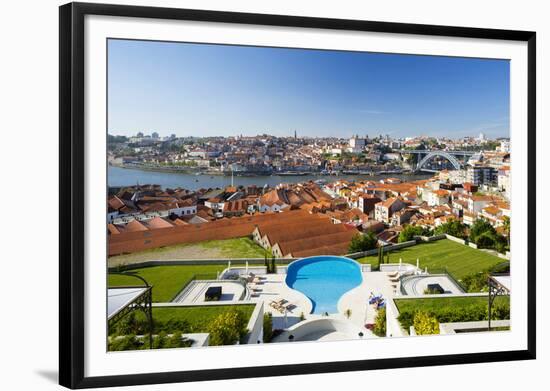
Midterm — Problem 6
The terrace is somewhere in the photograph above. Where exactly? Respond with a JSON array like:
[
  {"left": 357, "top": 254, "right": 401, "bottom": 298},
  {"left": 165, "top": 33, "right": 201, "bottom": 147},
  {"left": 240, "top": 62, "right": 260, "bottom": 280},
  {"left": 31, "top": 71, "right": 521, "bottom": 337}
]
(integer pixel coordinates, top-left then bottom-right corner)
[{"left": 108, "top": 237, "right": 511, "bottom": 347}]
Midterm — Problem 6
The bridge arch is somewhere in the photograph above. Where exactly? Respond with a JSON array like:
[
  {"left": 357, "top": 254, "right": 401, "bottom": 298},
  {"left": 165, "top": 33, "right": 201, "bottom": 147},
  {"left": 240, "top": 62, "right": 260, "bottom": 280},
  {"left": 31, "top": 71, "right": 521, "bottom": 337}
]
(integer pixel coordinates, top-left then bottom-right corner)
[{"left": 416, "top": 151, "right": 462, "bottom": 171}]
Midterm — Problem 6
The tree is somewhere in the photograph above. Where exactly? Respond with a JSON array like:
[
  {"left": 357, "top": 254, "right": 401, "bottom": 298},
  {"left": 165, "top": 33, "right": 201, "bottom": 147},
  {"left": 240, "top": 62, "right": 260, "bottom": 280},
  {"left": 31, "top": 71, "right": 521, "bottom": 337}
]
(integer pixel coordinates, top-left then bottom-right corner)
[
  {"left": 348, "top": 231, "right": 378, "bottom": 253},
  {"left": 207, "top": 309, "right": 249, "bottom": 346},
  {"left": 270, "top": 256, "right": 277, "bottom": 274},
  {"left": 476, "top": 231, "right": 497, "bottom": 249},
  {"left": 413, "top": 311, "right": 440, "bottom": 335},
  {"left": 502, "top": 216, "right": 510, "bottom": 247},
  {"left": 469, "top": 218, "right": 496, "bottom": 243},
  {"left": 434, "top": 219, "right": 467, "bottom": 239},
  {"left": 398, "top": 225, "right": 425, "bottom": 243}
]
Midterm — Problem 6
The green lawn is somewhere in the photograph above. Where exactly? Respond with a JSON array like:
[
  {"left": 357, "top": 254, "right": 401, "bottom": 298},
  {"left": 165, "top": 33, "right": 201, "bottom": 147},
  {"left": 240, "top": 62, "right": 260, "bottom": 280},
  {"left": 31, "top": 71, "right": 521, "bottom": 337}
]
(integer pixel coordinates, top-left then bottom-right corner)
[
  {"left": 108, "top": 264, "right": 243, "bottom": 302},
  {"left": 394, "top": 296, "right": 510, "bottom": 314},
  {"left": 151, "top": 305, "right": 256, "bottom": 333},
  {"left": 358, "top": 239, "right": 504, "bottom": 280},
  {"left": 109, "top": 237, "right": 265, "bottom": 266},
  {"left": 198, "top": 237, "right": 267, "bottom": 258}
]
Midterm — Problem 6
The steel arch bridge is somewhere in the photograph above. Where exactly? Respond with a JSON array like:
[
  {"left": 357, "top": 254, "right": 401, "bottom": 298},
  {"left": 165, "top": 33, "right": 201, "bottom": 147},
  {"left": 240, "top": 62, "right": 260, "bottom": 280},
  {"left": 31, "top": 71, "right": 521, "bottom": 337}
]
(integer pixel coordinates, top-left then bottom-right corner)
[{"left": 416, "top": 151, "right": 462, "bottom": 171}]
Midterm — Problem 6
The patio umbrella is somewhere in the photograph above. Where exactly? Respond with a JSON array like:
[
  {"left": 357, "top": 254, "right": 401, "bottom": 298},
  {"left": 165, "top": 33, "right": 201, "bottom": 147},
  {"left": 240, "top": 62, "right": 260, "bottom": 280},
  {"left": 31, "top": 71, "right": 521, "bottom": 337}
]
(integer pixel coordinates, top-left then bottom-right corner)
[
  {"left": 246, "top": 261, "right": 249, "bottom": 274},
  {"left": 228, "top": 261, "right": 231, "bottom": 271}
]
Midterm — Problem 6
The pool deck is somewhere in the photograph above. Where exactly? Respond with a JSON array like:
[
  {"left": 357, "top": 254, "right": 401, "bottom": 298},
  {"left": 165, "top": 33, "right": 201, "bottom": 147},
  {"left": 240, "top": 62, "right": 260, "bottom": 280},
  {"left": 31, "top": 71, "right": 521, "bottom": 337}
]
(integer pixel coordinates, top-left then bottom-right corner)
[
  {"left": 247, "top": 273, "right": 313, "bottom": 329},
  {"left": 246, "top": 270, "right": 398, "bottom": 335}
]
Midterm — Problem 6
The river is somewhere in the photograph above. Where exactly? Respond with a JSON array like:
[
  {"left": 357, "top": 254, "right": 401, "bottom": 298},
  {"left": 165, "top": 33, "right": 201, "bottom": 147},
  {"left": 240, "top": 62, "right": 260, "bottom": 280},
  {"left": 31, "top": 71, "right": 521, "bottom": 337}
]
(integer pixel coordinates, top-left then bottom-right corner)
[{"left": 108, "top": 165, "right": 432, "bottom": 190}]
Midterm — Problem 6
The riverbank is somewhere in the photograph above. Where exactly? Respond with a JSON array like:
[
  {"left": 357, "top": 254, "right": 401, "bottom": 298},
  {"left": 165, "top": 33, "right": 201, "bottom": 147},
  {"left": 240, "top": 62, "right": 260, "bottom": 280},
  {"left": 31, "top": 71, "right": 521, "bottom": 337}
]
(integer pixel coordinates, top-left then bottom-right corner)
[
  {"left": 111, "top": 163, "right": 414, "bottom": 177},
  {"left": 108, "top": 165, "right": 433, "bottom": 190}
]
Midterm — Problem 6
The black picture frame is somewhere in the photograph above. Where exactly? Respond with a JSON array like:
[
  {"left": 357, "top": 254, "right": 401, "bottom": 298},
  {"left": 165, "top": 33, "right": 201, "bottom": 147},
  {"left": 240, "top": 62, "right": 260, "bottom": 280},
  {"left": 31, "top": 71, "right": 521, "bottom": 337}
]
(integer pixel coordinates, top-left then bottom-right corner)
[{"left": 59, "top": 2, "right": 536, "bottom": 389}]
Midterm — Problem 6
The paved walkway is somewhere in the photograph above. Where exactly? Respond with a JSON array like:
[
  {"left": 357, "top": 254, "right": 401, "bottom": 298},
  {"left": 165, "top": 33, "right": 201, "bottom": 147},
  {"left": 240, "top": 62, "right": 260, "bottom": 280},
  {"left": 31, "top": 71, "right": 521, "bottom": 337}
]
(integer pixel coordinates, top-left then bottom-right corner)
[{"left": 360, "top": 272, "right": 400, "bottom": 326}]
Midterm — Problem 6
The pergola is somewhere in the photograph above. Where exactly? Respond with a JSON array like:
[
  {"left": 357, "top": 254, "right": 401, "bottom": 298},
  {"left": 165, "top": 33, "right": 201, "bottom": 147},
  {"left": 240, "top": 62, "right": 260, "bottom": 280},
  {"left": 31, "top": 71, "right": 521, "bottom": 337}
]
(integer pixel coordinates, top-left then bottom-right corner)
[
  {"left": 108, "top": 273, "right": 153, "bottom": 348},
  {"left": 487, "top": 274, "right": 510, "bottom": 330}
]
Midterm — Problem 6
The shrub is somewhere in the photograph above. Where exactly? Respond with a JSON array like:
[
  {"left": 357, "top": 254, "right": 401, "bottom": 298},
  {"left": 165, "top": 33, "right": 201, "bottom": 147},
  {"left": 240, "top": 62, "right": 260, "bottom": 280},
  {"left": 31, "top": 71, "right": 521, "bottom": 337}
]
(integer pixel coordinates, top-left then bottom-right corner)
[
  {"left": 476, "top": 231, "right": 496, "bottom": 249},
  {"left": 373, "top": 308, "right": 386, "bottom": 337},
  {"left": 152, "top": 331, "right": 167, "bottom": 349},
  {"left": 263, "top": 313, "right": 273, "bottom": 343},
  {"left": 109, "top": 311, "right": 150, "bottom": 336},
  {"left": 490, "top": 262, "right": 510, "bottom": 274},
  {"left": 423, "top": 287, "right": 442, "bottom": 295},
  {"left": 462, "top": 271, "right": 490, "bottom": 292},
  {"left": 165, "top": 332, "right": 192, "bottom": 348},
  {"left": 397, "top": 299, "right": 510, "bottom": 332},
  {"left": 397, "top": 311, "right": 415, "bottom": 330},
  {"left": 207, "top": 309, "right": 248, "bottom": 346},
  {"left": 160, "top": 319, "right": 191, "bottom": 334},
  {"left": 413, "top": 311, "right": 439, "bottom": 335},
  {"left": 488, "top": 304, "right": 510, "bottom": 320},
  {"left": 399, "top": 225, "right": 431, "bottom": 242},
  {"left": 108, "top": 335, "right": 142, "bottom": 351},
  {"left": 109, "top": 311, "right": 192, "bottom": 336}
]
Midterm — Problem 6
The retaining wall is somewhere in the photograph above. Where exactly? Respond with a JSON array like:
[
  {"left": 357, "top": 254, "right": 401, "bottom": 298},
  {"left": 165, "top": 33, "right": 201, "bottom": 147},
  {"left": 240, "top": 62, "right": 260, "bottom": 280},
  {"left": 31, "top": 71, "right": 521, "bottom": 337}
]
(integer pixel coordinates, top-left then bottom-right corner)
[
  {"left": 109, "top": 258, "right": 297, "bottom": 272},
  {"left": 243, "top": 301, "right": 265, "bottom": 344}
]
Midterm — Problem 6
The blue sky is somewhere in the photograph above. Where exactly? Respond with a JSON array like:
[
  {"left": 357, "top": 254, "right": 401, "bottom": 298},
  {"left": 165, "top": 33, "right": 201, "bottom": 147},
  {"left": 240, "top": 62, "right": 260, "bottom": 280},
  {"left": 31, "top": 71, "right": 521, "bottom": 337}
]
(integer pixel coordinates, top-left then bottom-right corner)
[{"left": 108, "top": 39, "right": 510, "bottom": 139}]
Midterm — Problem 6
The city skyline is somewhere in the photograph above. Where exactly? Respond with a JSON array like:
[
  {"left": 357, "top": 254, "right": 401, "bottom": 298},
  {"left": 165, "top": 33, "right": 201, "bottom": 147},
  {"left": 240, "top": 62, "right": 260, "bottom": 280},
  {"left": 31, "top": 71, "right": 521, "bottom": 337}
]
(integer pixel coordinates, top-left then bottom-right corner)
[{"left": 108, "top": 39, "right": 510, "bottom": 139}]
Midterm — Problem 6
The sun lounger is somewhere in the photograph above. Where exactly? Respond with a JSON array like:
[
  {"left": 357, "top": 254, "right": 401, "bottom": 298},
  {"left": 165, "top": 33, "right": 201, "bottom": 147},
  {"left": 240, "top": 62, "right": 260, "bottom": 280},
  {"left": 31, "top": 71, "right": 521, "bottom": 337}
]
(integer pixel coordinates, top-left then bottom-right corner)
[
  {"left": 246, "top": 273, "right": 262, "bottom": 283},
  {"left": 387, "top": 271, "right": 399, "bottom": 278},
  {"left": 269, "top": 299, "right": 290, "bottom": 313},
  {"left": 284, "top": 303, "right": 296, "bottom": 312}
]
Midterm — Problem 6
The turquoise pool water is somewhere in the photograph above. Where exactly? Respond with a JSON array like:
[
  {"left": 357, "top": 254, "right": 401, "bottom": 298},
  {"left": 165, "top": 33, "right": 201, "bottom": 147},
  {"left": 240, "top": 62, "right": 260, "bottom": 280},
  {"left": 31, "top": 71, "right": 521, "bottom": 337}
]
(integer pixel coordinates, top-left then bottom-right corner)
[{"left": 285, "top": 256, "right": 363, "bottom": 314}]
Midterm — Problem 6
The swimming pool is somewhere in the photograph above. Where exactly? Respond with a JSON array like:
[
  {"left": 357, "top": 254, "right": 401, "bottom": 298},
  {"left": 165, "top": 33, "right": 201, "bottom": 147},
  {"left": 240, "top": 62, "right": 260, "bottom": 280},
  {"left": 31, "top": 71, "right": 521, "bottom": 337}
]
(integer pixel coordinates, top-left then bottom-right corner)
[{"left": 286, "top": 256, "right": 363, "bottom": 314}]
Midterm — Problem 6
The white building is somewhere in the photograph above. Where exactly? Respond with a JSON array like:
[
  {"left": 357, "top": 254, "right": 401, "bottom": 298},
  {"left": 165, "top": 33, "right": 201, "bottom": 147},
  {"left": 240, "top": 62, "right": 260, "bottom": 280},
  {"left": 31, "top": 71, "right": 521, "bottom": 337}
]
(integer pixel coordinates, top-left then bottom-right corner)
[
  {"left": 348, "top": 135, "right": 366, "bottom": 153},
  {"left": 498, "top": 167, "right": 511, "bottom": 199},
  {"left": 497, "top": 140, "right": 511, "bottom": 153},
  {"left": 424, "top": 189, "right": 451, "bottom": 207}
]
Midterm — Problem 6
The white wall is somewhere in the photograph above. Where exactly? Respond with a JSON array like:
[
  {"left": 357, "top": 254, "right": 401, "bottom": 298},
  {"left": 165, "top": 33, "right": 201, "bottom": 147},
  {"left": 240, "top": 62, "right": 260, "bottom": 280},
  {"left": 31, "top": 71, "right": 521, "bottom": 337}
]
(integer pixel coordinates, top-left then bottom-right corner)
[{"left": 1, "top": 1, "right": 548, "bottom": 391}]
